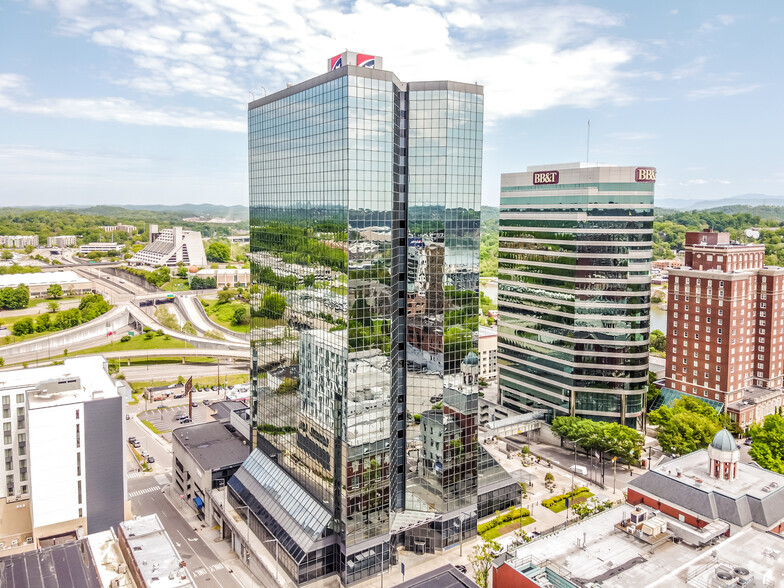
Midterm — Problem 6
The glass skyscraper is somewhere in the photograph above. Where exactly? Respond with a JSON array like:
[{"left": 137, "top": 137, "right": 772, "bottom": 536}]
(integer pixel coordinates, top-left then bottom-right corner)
[
  {"left": 498, "top": 163, "right": 654, "bottom": 427},
  {"left": 238, "top": 52, "right": 483, "bottom": 585}
]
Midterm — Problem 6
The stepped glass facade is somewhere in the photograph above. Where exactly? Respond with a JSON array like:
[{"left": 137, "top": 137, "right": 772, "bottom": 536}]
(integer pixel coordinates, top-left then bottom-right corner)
[
  {"left": 242, "top": 52, "right": 483, "bottom": 585},
  {"left": 498, "top": 163, "right": 654, "bottom": 427}
]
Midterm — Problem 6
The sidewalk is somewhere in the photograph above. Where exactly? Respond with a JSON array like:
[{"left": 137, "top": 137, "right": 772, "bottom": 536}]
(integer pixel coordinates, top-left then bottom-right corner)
[{"left": 164, "top": 484, "right": 277, "bottom": 588}]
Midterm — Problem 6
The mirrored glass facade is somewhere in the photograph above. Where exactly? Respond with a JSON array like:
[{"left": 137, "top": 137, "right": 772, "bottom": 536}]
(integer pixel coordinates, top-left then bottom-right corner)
[
  {"left": 498, "top": 164, "right": 653, "bottom": 427},
  {"left": 247, "top": 58, "right": 482, "bottom": 585}
]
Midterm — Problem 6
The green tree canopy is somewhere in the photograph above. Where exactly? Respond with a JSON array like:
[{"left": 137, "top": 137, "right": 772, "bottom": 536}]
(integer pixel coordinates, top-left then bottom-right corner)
[
  {"left": 648, "top": 396, "right": 722, "bottom": 455},
  {"left": 650, "top": 329, "right": 666, "bottom": 352},
  {"left": 551, "top": 416, "right": 644, "bottom": 460},
  {"left": 206, "top": 241, "right": 231, "bottom": 262},
  {"left": 749, "top": 414, "right": 784, "bottom": 474},
  {"left": 46, "top": 284, "right": 64, "bottom": 299}
]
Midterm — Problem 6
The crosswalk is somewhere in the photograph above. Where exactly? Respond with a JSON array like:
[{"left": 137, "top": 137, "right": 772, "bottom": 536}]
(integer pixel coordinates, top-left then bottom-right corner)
[
  {"left": 127, "top": 471, "right": 146, "bottom": 479},
  {"left": 192, "top": 564, "right": 224, "bottom": 578},
  {"left": 128, "top": 485, "right": 161, "bottom": 498}
]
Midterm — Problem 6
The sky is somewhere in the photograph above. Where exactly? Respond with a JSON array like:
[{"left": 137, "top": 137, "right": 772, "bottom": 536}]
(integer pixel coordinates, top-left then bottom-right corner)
[{"left": 1, "top": 0, "right": 783, "bottom": 208}]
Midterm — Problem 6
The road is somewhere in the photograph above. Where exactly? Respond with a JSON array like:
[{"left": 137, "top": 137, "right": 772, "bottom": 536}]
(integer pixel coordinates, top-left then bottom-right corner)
[
  {"left": 126, "top": 472, "right": 244, "bottom": 588},
  {"left": 120, "top": 361, "right": 247, "bottom": 383}
]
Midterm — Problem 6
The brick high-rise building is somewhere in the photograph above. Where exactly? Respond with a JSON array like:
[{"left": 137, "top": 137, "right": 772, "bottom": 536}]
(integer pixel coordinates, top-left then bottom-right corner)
[{"left": 665, "top": 229, "right": 784, "bottom": 428}]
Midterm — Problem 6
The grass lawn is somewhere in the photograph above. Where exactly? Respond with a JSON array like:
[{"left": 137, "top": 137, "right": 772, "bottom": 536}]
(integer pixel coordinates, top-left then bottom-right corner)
[
  {"left": 129, "top": 373, "right": 249, "bottom": 390},
  {"left": 480, "top": 516, "right": 536, "bottom": 541},
  {"left": 28, "top": 296, "right": 79, "bottom": 309},
  {"left": 71, "top": 333, "right": 194, "bottom": 355},
  {"left": 140, "top": 419, "right": 164, "bottom": 434},
  {"left": 200, "top": 299, "right": 251, "bottom": 334},
  {"left": 0, "top": 328, "right": 55, "bottom": 347},
  {"left": 546, "top": 491, "right": 593, "bottom": 513},
  {"left": 162, "top": 279, "right": 190, "bottom": 292}
]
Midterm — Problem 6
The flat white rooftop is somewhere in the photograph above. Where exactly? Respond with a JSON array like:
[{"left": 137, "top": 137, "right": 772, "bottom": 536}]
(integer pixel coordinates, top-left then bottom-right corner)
[
  {"left": 648, "top": 449, "right": 784, "bottom": 501},
  {"left": 0, "top": 356, "right": 118, "bottom": 407},
  {"left": 509, "top": 506, "right": 784, "bottom": 587},
  {"left": 120, "top": 514, "right": 195, "bottom": 588},
  {"left": 0, "top": 270, "right": 90, "bottom": 288}
]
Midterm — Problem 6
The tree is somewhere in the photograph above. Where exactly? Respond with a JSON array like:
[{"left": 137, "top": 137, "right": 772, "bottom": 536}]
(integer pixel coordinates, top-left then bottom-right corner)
[
  {"left": 648, "top": 396, "right": 722, "bottom": 455},
  {"left": 206, "top": 241, "right": 231, "bottom": 263},
  {"left": 749, "top": 414, "right": 784, "bottom": 474},
  {"left": 603, "top": 423, "right": 644, "bottom": 462},
  {"left": 303, "top": 274, "right": 316, "bottom": 288},
  {"left": 47, "top": 300, "right": 59, "bottom": 313},
  {"left": 12, "top": 317, "right": 34, "bottom": 336},
  {"left": 35, "top": 313, "right": 51, "bottom": 332},
  {"left": 650, "top": 329, "right": 666, "bottom": 352},
  {"left": 217, "top": 288, "right": 237, "bottom": 304},
  {"left": 469, "top": 539, "right": 500, "bottom": 588},
  {"left": 1, "top": 251, "right": 11, "bottom": 260},
  {"left": 544, "top": 472, "right": 556, "bottom": 492},
  {"left": 177, "top": 265, "right": 189, "bottom": 279},
  {"left": 232, "top": 306, "right": 249, "bottom": 326},
  {"left": 46, "top": 284, "right": 64, "bottom": 299},
  {"left": 0, "top": 285, "right": 29, "bottom": 310}
]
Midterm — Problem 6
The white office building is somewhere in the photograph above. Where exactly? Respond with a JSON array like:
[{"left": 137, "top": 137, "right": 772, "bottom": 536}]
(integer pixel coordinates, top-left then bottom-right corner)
[
  {"left": 130, "top": 225, "right": 207, "bottom": 267},
  {"left": 46, "top": 235, "right": 77, "bottom": 248},
  {"left": 0, "top": 357, "right": 125, "bottom": 553}
]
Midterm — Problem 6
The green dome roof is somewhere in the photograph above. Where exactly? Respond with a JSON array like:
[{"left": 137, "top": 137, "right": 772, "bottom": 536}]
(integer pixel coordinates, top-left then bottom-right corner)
[
  {"left": 711, "top": 429, "right": 736, "bottom": 452},
  {"left": 463, "top": 352, "right": 479, "bottom": 366}
]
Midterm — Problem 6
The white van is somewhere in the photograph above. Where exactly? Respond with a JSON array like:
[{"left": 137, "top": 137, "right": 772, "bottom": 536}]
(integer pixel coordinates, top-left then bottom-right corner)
[{"left": 569, "top": 465, "right": 588, "bottom": 476}]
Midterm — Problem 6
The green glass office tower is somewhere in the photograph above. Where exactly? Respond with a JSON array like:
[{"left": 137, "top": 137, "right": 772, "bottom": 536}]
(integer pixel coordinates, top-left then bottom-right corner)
[
  {"left": 498, "top": 163, "right": 654, "bottom": 427},
  {"left": 239, "top": 52, "right": 483, "bottom": 585}
]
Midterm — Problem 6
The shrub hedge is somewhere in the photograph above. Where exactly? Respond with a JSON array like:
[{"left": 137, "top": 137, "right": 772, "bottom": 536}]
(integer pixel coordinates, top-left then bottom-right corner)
[
  {"left": 477, "top": 506, "right": 531, "bottom": 535},
  {"left": 542, "top": 487, "right": 589, "bottom": 508}
]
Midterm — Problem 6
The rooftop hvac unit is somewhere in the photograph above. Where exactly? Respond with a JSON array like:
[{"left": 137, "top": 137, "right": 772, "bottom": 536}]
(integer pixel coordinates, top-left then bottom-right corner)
[{"left": 713, "top": 566, "right": 734, "bottom": 588}]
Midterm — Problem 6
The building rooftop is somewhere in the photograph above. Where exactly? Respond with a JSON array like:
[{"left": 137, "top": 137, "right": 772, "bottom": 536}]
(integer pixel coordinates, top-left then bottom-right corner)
[
  {"left": 0, "top": 357, "right": 118, "bottom": 408},
  {"left": 630, "top": 449, "right": 784, "bottom": 527},
  {"left": 0, "top": 538, "right": 102, "bottom": 588},
  {"left": 172, "top": 421, "right": 249, "bottom": 471},
  {"left": 120, "top": 515, "right": 195, "bottom": 588},
  {"left": 0, "top": 270, "right": 90, "bottom": 288},
  {"left": 397, "top": 564, "right": 480, "bottom": 588},
  {"left": 209, "top": 400, "right": 248, "bottom": 421},
  {"left": 507, "top": 505, "right": 784, "bottom": 587},
  {"left": 711, "top": 429, "right": 737, "bottom": 452}
]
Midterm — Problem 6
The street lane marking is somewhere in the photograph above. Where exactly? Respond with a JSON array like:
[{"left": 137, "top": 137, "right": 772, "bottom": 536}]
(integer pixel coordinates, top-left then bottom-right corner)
[
  {"left": 129, "top": 486, "right": 162, "bottom": 498},
  {"left": 127, "top": 472, "right": 146, "bottom": 479},
  {"left": 193, "top": 568, "right": 207, "bottom": 577}
]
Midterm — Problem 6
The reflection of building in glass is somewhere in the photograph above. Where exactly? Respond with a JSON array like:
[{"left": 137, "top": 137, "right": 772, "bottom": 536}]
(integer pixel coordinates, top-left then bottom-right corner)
[
  {"left": 245, "top": 52, "right": 485, "bottom": 585},
  {"left": 498, "top": 163, "right": 654, "bottom": 427}
]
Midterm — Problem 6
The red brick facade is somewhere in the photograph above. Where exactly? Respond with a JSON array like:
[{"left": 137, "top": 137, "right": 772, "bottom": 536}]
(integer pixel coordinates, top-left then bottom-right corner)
[{"left": 665, "top": 231, "right": 784, "bottom": 413}]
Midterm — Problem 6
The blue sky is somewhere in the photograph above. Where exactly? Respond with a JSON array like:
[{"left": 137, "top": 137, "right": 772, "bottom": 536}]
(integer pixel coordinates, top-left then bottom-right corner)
[{"left": 0, "top": 0, "right": 782, "bottom": 208}]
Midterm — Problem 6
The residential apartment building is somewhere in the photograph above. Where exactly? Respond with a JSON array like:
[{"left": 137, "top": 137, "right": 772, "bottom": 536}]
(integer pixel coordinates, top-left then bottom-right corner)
[
  {"left": 0, "top": 357, "right": 125, "bottom": 552},
  {"left": 130, "top": 225, "right": 207, "bottom": 267},
  {"left": 498, "top": 163, "right": 654, "bottom": 427},
  {"left": 0, "top": 235, "right": 38, "bottom": 249},
  {"left": 190, "top": 267, "right": 250, "bottom": 288},
  {"left": 664, "top": 230, "right": 784, "bottom": 427},
  {"left": 46, "top": 235, "right": 77, "bottom": 248},
  {"left": 99, "top": 223, "right": 137, "bottom": 234},
  {"left": 244, "top": 51, "right": 484, "bottom": 585}
]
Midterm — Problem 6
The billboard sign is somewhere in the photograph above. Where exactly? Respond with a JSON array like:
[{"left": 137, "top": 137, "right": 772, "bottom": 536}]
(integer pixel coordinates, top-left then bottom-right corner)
[
  {"left": 330, "top": 54, "right": 343, "bottom": 71},
  {"left": 635, "top": 167, "right": 656, "bottom": 182},
  {"left": 357, "top": 53, "right": 376, "bottom": 68}
]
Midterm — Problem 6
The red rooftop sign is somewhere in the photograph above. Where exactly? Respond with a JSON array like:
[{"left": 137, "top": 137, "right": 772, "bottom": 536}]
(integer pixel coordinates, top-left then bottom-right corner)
[
  {"left": 533, "top": 171, "right": 559, "bottom": 185},
  {"left": 635, "top": 167, "right": 656, "bottom": 182}
]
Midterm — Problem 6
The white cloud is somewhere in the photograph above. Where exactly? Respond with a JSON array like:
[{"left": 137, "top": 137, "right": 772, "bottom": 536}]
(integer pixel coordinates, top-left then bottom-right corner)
[
  {"left": 14, "top": 0, "right": 642, "bottom": 128},
  {"left": 698, "top": 13, "right": 738, "bottom": 34},
  {"left": 0, "top": 73, "right": 245, "bottom": 132},
  {"left": 687, "top": 84, "right": 762, "bottom": 100},
  {"left": 672, "top": 56, "right": 706, "bottom": 80}
]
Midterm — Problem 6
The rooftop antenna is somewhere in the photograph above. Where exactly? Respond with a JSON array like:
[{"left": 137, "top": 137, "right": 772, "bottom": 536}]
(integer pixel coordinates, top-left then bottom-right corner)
[{"left": 586, "top": 120, "right": 591, "bottom": 162}]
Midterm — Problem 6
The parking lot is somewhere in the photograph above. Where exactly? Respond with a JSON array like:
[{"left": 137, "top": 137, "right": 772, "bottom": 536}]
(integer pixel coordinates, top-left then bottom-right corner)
[{"left": 138, "top": 401, "right": 211, "bottom": 433}]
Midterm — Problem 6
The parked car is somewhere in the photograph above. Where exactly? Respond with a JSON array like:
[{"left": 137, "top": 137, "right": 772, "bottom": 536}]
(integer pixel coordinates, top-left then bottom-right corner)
[
  {"left": 173, "top": 393, "right": 184, "bottom": 399},
  {"left": 455, "top": 565, "right": 467, "bottom": 574},
  {"left": 180, "top": 418, "right": 192, "bottom": 424},
  {"left": 132, "top": 441, "right": 141, "bottom": 448},
  {"left": 745, "top": 438, "right": 753, "bottom": 446},
  {"left": 127, "top": 436, "right": 136, "bottom": 443},
  {"left": 192, "top": 401, "right": 198, "bottom": 407},
  {"left": 202, "top": 399, "right": 210, "bottom": 405},
  {"left": 146, "top": 456, "right": 155, "bottom": 463},
  {"left": 125, "top": 414, "right": 131, "bottom": 420}
]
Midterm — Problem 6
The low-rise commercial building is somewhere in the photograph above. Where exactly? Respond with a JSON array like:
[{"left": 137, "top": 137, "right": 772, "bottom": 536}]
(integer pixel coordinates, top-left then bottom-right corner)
[
  {"left": 45, "top": 235, "right": 77, "bottom": 248},
  {"left": 191, "top": 268, "right": 250, "bottom": 288},
  {"left": 131, "top": 225, "right": 207, "bottom": 267},
  {"left": 0, "top": 270, "right": 92, "bottom": 298},
  {"left": 79, "top": 242, "right": 125, "bottom": 253},
  {"left": 0, "top": 235, "right": 39, "bottom": 249},
  {"left": 172, "top": 421, "right": 249, "bottom": 523},
  {"left": 118, "top": 514, "right": 196, "bottom": 587}
]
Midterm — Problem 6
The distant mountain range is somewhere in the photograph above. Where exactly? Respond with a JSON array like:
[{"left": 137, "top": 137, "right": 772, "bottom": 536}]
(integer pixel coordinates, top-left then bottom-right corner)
[
  {"left": 655, "top": 193, "right": 784, "bottom": 210},
  {"left": 10, "top": 203, "right": 249, "bottom": 221}
]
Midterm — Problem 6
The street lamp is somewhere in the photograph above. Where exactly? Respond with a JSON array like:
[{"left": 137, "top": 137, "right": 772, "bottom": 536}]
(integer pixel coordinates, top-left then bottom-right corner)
[{"left": 568, "top": 436, "right": 594, "bottom": 519}]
